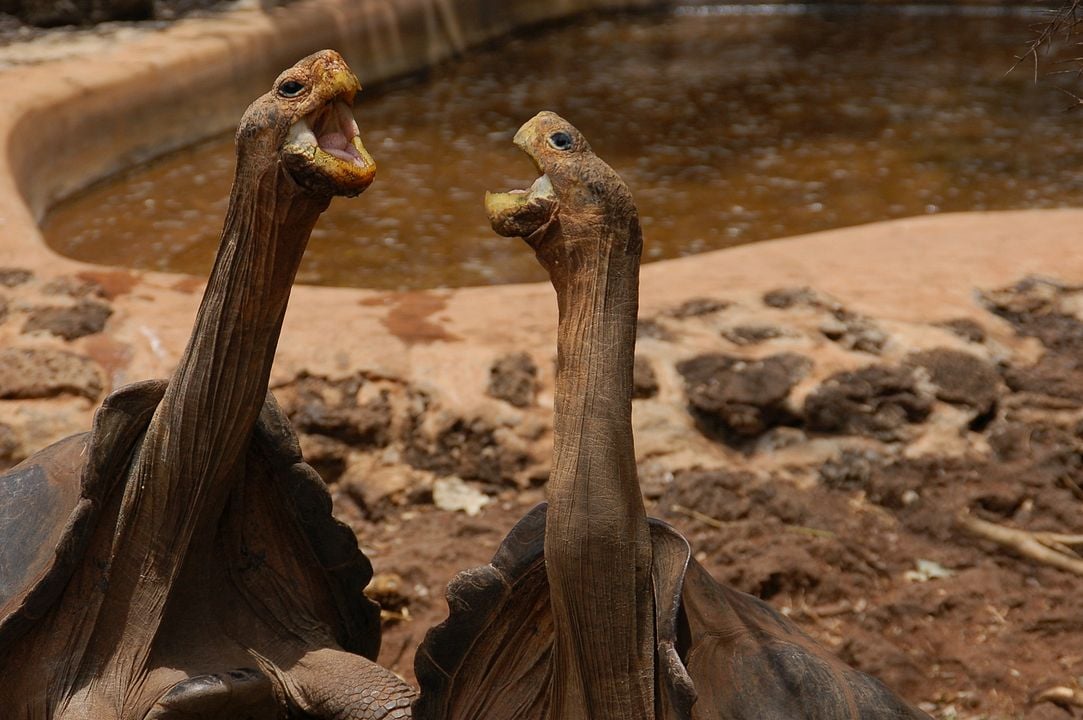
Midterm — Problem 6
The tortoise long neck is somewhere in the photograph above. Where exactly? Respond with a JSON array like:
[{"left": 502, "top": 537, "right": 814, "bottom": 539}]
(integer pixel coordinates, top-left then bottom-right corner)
[
  {"left": 88, "top": 159, "right": 328, "bottom": 695},
  {"left": 544, "top": 210, "right": 656, "bottom": 718},
  {"left": 161, "top": 164, "right": 326, "bottom": 490}
]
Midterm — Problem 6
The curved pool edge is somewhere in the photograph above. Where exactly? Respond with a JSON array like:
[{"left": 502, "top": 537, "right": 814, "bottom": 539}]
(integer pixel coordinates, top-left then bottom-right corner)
[
  {"left": 0, "top": 0, "right": 664, "bottom": 266},
  {"left": 0, "top": 0, "right": 1081, "bottom": 465}
]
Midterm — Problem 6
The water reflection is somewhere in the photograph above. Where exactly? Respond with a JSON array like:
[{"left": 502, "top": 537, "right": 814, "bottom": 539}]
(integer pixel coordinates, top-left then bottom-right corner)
[{"left": 43, "top": 5, "right": 1082, "bottom": 289}]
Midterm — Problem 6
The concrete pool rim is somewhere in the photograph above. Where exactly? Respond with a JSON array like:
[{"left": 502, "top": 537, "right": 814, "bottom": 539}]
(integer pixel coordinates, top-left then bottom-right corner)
[{"left": 0, "top": 0, "right": 1081, "bottom": 445}]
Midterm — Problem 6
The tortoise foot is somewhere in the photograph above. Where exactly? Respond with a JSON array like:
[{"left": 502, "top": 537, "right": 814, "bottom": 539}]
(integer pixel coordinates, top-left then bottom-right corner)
[
  {"left": 281, "top": 647, "right": 416, "bottom": 720},
  {"left": 143, "top": 667, "right": 281, "bottom": 719}
]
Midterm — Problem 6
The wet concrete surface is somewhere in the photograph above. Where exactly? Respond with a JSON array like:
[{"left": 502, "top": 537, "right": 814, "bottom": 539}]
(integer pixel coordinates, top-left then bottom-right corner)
[{"left": 43, "top": 5, "right": 1083, "bottom": 289}]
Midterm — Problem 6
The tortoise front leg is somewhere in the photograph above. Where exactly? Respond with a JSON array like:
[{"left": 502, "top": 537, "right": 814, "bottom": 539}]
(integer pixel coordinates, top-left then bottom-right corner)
[{"left": 278, "top": 647, "right": 416, "bottom": 720}]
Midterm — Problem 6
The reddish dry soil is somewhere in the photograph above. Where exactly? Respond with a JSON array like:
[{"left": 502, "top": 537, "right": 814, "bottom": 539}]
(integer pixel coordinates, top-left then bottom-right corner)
[
  {"left": 347, "top": 279, "right": 1083, "bottom": 720},
  {"left": 352, "top": 443, "right": 1081, "bottom": 720}
]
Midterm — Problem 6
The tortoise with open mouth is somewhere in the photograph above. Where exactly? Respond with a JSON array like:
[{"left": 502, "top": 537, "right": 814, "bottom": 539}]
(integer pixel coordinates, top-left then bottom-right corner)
[
  {"left": 0, "top": 50, "right": 415, "bottom": 720},
  {"left": 413, "top": 112, "right": 932, "bottom": 720}
]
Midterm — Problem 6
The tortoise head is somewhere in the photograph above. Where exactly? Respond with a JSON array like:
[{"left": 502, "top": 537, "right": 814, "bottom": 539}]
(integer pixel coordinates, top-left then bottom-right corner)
[
  {"left": 484, "top": 111, "right": 639, "bottom": 280},
  {"left": 236, "top": 50, "right": 376, "bottom": 198}
]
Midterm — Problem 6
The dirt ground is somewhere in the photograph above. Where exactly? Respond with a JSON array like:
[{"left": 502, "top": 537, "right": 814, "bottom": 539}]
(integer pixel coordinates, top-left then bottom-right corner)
[
  {"left": 3, "top": 265, "right": 1079, "bottom": 719},
  {"left": 329, "top": 276, "right": 1083, "bottom": 720}
]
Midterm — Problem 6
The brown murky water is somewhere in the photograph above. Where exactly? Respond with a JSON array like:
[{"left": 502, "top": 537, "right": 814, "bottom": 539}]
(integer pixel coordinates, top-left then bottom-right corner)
[{"left": 43, "top": 5, "right": 1083, "bottom": 289}]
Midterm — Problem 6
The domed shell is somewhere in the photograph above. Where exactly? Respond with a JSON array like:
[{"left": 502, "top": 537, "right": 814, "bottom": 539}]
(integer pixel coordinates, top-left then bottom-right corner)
[{"left": 0, "top": 380, "right": 381, "bottom": 658}]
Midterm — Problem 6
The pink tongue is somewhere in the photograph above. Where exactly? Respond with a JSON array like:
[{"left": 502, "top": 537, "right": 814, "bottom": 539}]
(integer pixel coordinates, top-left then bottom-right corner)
[
  {"left": 319, "top": 132, "right": 349, "bottom": 151},
  {"left": 324, "top": 148, "right": 356, "bottom": 162}
]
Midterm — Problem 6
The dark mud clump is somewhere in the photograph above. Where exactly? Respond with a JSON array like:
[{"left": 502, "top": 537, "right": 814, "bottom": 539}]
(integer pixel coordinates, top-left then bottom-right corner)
[
  {"left": 278, "top": 373, "right": 393, "bottom": 483},
  {"left": 722, "top": 324, "right": 785, "bottom": 346},
  {"left": 405, "top": 415, "right": 529, "bottom": 487},
  {"left": 761, "top": 286, "right": 886, "bottom": 353},
  {"left": 804, "top": 364, "right": 933, "bottom": 441},
  {"left": 934, "top": 317, "right": 987, "bottom": 344},
  {"left": 677, "top": 352, "right": 811, "bottom": 441},
  {"left": 905, "top": 347, "right": 1000, "bottom": 420},
  {"left": 0, "top": 268, "right": 32, "bottom": 287},
  {"left": 983, "top": 277, "right": 1083, "bottom": 405},
  {"left": 486, "top": 351, "right": 537, "bottom": 408},
  {"left": 762, "top": 286, "right": 821, "bottom": 309},
  {"left": 22, "top": 300, "right": 113, "bottom": 340},
  {"left": 633, "top": 355, "right": 659, "bottom": 399},
  {"left": 41, "top": 275, "right": 107, "bottom": 299},
  {"left": 1003, "top": 353, "right": 1083, "bottom": 403},
  {"left": 288, "top": 373, "right": 392, "bottom": 449},
  {"left": 981, "top": 276, "right": 1083, "bottom": 353},
  {"left": 666, "top": 297, "right": 731, "bottom": 318}
]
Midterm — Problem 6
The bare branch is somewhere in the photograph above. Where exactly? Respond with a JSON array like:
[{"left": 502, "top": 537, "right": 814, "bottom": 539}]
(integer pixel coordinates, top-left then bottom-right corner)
[
  {"left": 956, "top": 510, "right": 1083, "bottom": 576},
  {"left": 1014, "top": 0, "right": 1083, "bottom": 80}
]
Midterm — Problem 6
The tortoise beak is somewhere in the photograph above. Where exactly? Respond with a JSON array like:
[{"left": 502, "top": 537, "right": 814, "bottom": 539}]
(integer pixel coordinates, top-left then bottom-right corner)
[
  {"left": 485, "top": 115, "right": 558, "bottom": 240},
  {"left": 281, "top": 51, "right": 376, "bottom": 197}
]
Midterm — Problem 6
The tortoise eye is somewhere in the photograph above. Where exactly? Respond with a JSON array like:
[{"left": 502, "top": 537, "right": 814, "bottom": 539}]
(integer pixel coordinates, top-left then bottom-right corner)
[
  {"left": 278, "top": 80, "right": 306, "bottom": 98},
  {"left": 548, "top": 131, "right": 573, "bottom": 151}
]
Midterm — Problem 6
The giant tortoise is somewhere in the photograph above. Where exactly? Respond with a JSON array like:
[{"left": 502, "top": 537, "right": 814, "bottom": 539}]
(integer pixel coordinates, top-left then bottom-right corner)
[
  {"left": 0, "top": 50, "right": 415, "bottom": 719},
  {"left": 412, "top": 112, "right": 933, "bottom": 720}
]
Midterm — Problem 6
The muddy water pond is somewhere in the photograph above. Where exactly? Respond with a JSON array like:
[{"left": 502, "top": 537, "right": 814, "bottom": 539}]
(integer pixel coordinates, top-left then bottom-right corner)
[{"left": 43, "top": 5, "right": 1082, "bottom": 289}]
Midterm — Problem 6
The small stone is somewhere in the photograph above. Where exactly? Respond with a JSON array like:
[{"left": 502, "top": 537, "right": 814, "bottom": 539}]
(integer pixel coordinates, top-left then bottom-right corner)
[
  {"left": 723, "top": 324, "right": 785, "bottom": 346},
  {"left": 433, "top": 476, "right": 490, "bottom": 516},
  {"left": 486, "top": 352, "right": 538, "bottom": 408},
  {"left": 903, "top": 559, "right": 955, "bottom": 583},
  {"left": 41, "top": 275, "right": 107, "bottom": 299},
  {"left": 935, "top": 318, "right": 986, "bottom": 344},
  {"left": 667, "top": 297, "right": 731, "bottom": 318},
  {"left": 0, "top": 347, "right": 104, "bottom": 400},
  {"left": 819, "top": 311, "right": 887, "bottom": 355},
  {"left": 763, "top": 286, "right": 822, "bottom": 309},
  {"left": 819, "top": 448, "right": 881, "bottom": 490},
  {"left": 0, "top": 268, "right": 32, "bottom": 287},
  {"left": 22, "top": 300, "right": 113, "bottom": 341},
  {"left": 980, "top": 276, "right": 1064, "bottom": 320}
]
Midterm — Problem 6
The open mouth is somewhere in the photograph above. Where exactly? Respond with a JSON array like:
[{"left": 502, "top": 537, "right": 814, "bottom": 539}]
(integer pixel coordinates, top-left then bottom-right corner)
[
  {"left": 485, "top": 173, "right": 558, "bottom": 239},
  {"left": 283, "top": 96, "right": 376, "bottom": 197}
]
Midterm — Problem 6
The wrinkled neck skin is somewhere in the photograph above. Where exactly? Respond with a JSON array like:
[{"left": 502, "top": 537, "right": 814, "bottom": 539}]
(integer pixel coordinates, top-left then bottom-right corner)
[
  {"left": 539, "top": 196, "right": 657, "bottom": 718},
  {"left": 79, "top": 149, "right": 329, "bottom": 710}
]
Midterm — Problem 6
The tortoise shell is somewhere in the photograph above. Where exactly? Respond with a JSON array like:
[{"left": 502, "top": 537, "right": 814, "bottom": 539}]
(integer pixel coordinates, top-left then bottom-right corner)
[
  {"left": 413, "top": 503, "right": 929, "bottom": 720},
  {"left": 0, "top": 379, "right": 380, "bottom": 658}
]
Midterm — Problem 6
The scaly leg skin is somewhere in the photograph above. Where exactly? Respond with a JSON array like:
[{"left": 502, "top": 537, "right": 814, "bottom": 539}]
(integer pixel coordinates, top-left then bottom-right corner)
[
  {"left": 278, "top": 647, "right": 416, "bottom": 720},
  {"left": 143, "top": 668, "right": 282, "bottom": 719}
]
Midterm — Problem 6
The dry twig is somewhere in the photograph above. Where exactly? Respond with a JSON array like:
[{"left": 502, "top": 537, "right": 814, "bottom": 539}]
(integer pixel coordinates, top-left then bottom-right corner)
[
  {"left": 956, "top": 510, "right": 1083, "bottom": 577},
  {"left": 1032, "top": 685, "right": 1083, "bottom": 709},
  {"left": 1015, "top": 0, "right": 1083, "bottom": 80}
]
